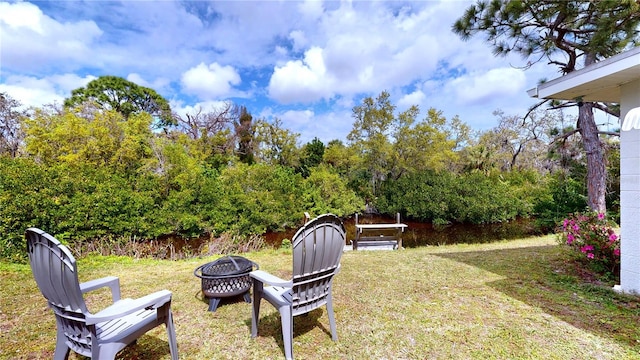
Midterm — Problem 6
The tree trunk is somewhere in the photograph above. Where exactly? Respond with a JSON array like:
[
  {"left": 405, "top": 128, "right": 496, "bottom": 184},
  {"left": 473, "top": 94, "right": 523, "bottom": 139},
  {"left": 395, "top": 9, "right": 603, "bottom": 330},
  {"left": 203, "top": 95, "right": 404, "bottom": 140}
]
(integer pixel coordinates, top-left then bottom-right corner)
[{"left": 578, "top": 102, "right": 607, "bottom": 213}]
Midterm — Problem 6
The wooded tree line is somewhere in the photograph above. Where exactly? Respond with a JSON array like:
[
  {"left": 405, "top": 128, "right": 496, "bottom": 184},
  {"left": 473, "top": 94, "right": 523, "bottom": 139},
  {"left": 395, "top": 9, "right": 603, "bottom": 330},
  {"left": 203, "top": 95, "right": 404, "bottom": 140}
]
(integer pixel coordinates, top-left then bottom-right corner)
[
  {"left": 0, "top": 82, "right": 618, "bottom": 261},
  {"left": 1, "top": 0, "right": 637, "bottom": 261}
]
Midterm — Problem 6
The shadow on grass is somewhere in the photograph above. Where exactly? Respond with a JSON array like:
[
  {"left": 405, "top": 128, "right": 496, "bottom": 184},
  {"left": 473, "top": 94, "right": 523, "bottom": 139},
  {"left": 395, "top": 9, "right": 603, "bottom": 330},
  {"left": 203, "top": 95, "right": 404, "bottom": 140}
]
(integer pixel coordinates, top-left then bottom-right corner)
[
  {"left": 244, "top": 308, "right": 330, "bottom": 356},
  {"left": 435, "top": 245, "right": 640, "bottom": 347},
  {"left": 117, "top": 334, "right": 173, "bottom": 359}
]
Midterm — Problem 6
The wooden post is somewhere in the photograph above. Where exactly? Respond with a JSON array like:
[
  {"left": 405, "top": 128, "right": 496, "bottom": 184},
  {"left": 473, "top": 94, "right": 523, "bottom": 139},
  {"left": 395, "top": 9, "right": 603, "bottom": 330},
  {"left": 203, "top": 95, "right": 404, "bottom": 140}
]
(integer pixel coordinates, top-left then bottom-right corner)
[
  {"left": 354, "top": 214, "right": 360, "bottom": 250},
  {"left": 396, "top": 213, "right": 403, "bottom": 249}
]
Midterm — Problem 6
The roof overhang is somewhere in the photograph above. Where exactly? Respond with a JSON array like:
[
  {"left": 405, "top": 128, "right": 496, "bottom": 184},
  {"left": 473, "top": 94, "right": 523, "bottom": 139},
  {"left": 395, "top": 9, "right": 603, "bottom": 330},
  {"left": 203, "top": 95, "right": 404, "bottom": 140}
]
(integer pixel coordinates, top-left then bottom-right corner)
[{"left": 527, "top": 46, "right": 640, "bottom": 103}]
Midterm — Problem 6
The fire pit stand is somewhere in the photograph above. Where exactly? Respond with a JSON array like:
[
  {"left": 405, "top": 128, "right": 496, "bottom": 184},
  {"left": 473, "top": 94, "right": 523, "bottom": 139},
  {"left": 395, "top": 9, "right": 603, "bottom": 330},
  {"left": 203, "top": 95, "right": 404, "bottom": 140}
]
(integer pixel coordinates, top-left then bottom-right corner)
[{"left": 194, "top": 255, "right": 259, "bottom": 312}]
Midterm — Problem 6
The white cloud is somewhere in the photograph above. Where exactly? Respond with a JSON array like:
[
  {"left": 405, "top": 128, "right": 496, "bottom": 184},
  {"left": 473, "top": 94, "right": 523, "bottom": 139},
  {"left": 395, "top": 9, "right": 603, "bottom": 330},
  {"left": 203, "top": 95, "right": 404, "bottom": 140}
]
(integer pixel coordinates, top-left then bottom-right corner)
[
  {"left": 127, "top": 74, "right": 153, "bottom": 88},
  {"left": 267, "top": 1, "right": 458, "bottom": 106},
  {"left": 289, "top": 30, "right": 308, "bottom": 51},
  {"left": 260, "top": 0, "right": 543, "bottom": 134},
  {"left": 51, "top": 73, "right": 98, "bottom": 95},
  {"left": 322, "top": 34, "right": 377, "bottom": 82},
  {"left": 297, "top": 0, "right": 325, "bottom": 20},
  {"left": 126, "top": 74, "right": 172, "bottom": 95},
  {"left": 0, "top": 74, "right": 96, "bottom": 108},
  {"left": 450, "top": 67, "right": 527, "bottom": 105},
  {"left": 0, "top": 2, "right": 103, "bottom": 73},
  {"left": 181, "top": 63, "right": 241, "bottom": 100},
  {"left": 268, "top": 47, "right": 331, "bottom": 104},
  {"left": 180, "top": 2, "right": 300, "bottom": 69},
  {"left": 281, "top": 109, "right": 315, "bottom": 128},
  {"left": 0, "top": 1, "right": 45, "bottom": 34},
  {"left": 398, "top": 90, "right": 426, "bottom": 110},
  {"left": 0, "top": 82, "right": 62, "bottom": 109}
]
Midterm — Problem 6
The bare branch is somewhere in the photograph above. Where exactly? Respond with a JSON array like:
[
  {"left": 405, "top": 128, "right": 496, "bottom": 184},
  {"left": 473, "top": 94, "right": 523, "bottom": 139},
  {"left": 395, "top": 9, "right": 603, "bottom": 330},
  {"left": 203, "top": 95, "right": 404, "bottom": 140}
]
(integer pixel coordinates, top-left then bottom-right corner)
[
  {"left": 551, "top": 128, "right": 580, "bottom": 144},
  {"left": 592, "top": 102, "right": 620, "bottom": 117},
  {"left": 548, "top": 102, "right": 577, "bottom": 110},
  {"left": 523, "top": 99, "right": 551, "bottom": 124}
]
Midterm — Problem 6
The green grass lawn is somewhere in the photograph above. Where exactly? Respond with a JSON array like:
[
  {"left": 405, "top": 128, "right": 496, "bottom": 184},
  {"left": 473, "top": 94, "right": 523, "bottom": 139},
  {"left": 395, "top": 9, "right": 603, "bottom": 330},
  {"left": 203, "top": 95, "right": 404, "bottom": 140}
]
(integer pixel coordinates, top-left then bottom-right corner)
[{"left": 2, "top": 235, "right": 640, "bottom": 359}]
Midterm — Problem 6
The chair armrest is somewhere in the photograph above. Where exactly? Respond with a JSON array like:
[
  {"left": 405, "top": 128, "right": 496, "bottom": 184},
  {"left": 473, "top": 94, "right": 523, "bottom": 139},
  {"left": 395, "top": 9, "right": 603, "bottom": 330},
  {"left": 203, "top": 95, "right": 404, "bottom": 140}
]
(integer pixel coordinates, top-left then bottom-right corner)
[
  {"left": 250, "top": 270, "right": 292, "bottom": 287},
  {"left": 80, "top": 276, "right": 121, "bottom": 301},
  {"left": 85, "top": 289, "right": 172, "bottom": 325}
]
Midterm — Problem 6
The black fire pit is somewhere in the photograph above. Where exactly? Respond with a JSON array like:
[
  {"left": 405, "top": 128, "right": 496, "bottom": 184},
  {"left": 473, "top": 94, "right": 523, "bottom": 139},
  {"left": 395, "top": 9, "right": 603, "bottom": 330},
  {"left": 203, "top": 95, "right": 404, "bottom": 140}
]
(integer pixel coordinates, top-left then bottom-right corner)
[{"left": 194, "top": 255, "right": 259, "bottom": 311}]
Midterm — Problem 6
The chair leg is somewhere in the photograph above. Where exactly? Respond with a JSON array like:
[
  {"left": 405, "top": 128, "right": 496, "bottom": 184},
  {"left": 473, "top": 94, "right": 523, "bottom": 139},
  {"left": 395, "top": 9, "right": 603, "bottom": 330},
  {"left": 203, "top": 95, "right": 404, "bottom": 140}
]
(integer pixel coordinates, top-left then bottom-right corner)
[
  {"left": 165, "top": 309, "right": 179, "bottom": 360},
  {"left": 326, "top": 292, "right": 338, "bottom": 341},
  {"left": 53, "top": 328, "right": 70, "bottom": 360},
  {"left": 279, "top": 304, "right": 294, "bottom": 360},
  {"left": 251, "top": 280, "right": 263, "bottom": 338}
]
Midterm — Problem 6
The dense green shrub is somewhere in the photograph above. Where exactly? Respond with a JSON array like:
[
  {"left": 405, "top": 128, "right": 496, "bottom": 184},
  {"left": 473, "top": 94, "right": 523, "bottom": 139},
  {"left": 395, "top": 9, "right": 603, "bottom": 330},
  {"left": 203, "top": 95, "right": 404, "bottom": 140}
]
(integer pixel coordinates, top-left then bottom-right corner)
[
  {"left": 377, "top": 170, "right": 540, "bottom": 224},
  {"left": 0, "top": 157, "right": 50, "bottom": 261},
  {"left": 0, "top": 154, "right": 369, "bottom": 262},
  {"left": 449, "top": 172, "right": 524, "bottom": 223},
  {"left": 533, "top": 173, "right": 587, "bottom": 231},
  {"left": 53, "top": 168, "right": 158, "bottom": 240},
  {"left": 0, "top": 160, "right": 163, "bottom": 242},
  {"left": 214, "top": 163, "right": 306, "bottom": 235},
  {"left": 302, "top": 165, "right": 365, "bottom": 217},
  {"left": 377, "top": 170, "right": 455, "bottom": 223}
]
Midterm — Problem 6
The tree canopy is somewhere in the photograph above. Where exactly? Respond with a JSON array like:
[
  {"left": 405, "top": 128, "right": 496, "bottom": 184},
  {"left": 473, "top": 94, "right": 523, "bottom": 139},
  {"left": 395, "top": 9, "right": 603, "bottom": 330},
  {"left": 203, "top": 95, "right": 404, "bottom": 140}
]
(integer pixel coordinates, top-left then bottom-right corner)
[
  {"left": 347, "top": 91, "right": 461, "bottom": 198},
  {"left": 453, "top": 0, "right": 640, "bottom": 74},
  {"left": 65, "top": 75, "right": 175, "bottom": 127}
]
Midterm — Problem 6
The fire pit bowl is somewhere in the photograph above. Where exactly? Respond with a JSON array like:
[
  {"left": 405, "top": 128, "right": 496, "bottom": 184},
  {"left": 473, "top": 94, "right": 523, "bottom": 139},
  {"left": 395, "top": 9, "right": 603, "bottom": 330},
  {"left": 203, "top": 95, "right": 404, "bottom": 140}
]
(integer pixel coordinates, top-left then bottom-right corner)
[{"left": 194, "top": 255, "right": 259, "bottom": 311}]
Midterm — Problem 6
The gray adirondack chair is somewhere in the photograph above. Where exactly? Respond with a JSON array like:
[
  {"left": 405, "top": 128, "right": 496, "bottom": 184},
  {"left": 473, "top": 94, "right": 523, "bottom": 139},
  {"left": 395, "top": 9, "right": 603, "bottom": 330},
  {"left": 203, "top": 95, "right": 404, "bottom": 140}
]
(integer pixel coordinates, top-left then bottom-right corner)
[
  {"left": 25, "top": 228, "right": 179, "bottom": 360},
  {"left": 250, "top": 214, "right": 345, "bottom": 360}
]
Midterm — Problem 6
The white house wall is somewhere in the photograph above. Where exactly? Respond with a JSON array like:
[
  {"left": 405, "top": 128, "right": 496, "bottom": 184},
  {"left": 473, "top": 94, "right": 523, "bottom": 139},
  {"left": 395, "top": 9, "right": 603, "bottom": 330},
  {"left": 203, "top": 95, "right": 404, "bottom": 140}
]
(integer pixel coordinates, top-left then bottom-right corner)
[{"left": 620, "top": 78, "right": 640, "bottom": 294}]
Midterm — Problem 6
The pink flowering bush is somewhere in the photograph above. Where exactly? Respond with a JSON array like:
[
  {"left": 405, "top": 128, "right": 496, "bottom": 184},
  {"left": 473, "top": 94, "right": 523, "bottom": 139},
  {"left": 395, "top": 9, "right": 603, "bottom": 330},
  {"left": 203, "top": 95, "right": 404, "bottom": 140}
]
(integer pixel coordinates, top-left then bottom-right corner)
[{"left": 560, "top": 212, "right": 620, "bottom": 278}]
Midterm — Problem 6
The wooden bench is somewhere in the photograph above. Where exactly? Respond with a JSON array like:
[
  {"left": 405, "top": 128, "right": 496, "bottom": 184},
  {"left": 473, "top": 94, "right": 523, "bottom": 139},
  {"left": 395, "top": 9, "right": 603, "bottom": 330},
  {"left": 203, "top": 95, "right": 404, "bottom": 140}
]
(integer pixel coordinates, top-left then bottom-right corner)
[{"left": 353, "top": 213, "right": 408, "bottom": 250}]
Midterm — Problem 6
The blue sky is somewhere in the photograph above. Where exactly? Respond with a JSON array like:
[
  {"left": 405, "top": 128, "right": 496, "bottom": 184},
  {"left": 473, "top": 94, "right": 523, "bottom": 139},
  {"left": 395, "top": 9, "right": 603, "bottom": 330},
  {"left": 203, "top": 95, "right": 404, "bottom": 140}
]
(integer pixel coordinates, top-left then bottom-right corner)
[{"left": 1, "top": 0, "right": 570, "bottom": 145}]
